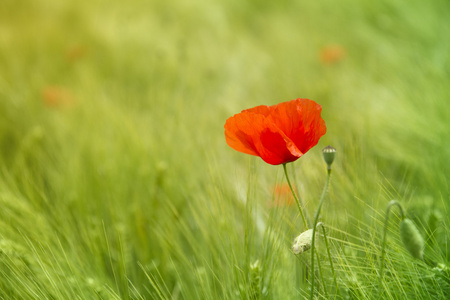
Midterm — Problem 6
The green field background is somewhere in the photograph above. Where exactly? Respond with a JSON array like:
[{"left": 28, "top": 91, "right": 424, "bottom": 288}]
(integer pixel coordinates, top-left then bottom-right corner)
[{"left": 0, "top": 0, "right": 449, "bottom": 298}]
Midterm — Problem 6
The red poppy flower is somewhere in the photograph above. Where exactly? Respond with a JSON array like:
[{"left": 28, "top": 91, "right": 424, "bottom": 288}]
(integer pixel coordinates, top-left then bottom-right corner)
[{"left": 224, "top": 98, "right": 327, "bottom": 165}]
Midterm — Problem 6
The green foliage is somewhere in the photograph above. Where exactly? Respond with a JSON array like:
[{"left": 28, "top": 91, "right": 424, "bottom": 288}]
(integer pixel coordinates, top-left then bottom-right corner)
[{"left": 0, "top": 0, "right": 449, "bottom": 298}]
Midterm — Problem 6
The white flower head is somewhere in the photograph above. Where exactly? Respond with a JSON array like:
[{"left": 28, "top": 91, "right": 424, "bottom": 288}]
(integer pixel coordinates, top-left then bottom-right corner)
[{"left": 292, "top": 229, "right": 314, "bottom": 255}]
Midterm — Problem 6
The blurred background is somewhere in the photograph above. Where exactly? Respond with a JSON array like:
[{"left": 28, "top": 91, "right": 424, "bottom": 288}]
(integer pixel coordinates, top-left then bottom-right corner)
[{"left": 0, "top": 0, "right": 449, "bottom": 298}]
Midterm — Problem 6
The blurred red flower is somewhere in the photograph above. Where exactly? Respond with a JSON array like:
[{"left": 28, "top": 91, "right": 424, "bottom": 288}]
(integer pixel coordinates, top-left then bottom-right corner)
[
  {"left": 320, "top": 45, "right": 346, "bottom": 64},
  {"left": 224, "top": 99, "right": 326, "bottom": 165},
  {"left": 65, "top": 45, "right": 88, "bottom": 62},
  {"left": 41, "top": 86, "right": 75, "bottom": 108},
  {"left": 271, "top": 184, "right": 296, "bottom": 207}
]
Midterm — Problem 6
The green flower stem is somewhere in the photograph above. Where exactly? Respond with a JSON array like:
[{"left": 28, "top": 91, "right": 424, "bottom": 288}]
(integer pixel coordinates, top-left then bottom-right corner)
[
  {"left": 317, "top": 222, "right": 341, "bottom": 299},
  {"left": 315, "top": 248, "right": 329, "bottom": 299},
  {"left": 378, "top": 200, "right": 405, "bottom": 289},
  {"left": 283, "top": 163, "right": 308, "bottom": 229},
  {"left": 309, "top": 169, "right": 331, "bottom": 300}
]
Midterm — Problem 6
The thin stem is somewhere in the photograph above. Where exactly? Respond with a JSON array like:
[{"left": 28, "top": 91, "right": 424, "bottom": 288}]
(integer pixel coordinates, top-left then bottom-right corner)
[
  {"left": 378, "top": 200, "right": 405, "bottom": 290},
  {"left": 283, "top": 163, "right": 308, "bottom": 229},
  {"left": 309, "top": 169, "right": 331, "bottom": 300},
  {"left": 315, "top": 247, "right": 329, "bottom": 299},
  {"left": 317, "top": 222, "right": 341, "bottom": 299}
]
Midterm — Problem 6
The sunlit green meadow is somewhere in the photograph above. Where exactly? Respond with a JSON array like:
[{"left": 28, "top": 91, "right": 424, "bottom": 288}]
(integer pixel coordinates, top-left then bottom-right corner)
[{"left": 0, "top": 0, "right": 449, "bottom": 298}]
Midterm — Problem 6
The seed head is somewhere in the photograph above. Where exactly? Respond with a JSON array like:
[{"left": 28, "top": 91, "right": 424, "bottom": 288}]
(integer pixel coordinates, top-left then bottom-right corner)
[{"left": 322, "top": 145, "right": 336, "bottom": 170}]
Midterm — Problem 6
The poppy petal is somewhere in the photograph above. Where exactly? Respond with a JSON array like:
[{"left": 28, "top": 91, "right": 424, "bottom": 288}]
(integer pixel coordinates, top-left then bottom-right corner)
[
  {"left": 224, "top": 98, "right": 326, "bottom": 165},
  {"left": 224, "top": 111, "right": 264, "bottom": 156},
  {"left": 242, "top": 105, "right": 271, "bottom": 116},
  {"left": 270, "top": 99, "right": 326, "bottom": 154},
  {"left": 256, "top": 123, "right": 302, "bottom": 165}
]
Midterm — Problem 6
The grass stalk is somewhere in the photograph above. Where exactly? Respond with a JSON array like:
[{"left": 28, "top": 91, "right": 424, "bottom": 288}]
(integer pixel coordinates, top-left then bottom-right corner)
[
  {"left": 309, "top": 169, "right": 331, "bottom": 300},
  {"left": 378, "top": 200, "right": 405, "bottom": 291},
  {"left": 317, "top": 222, "right": 341, "bottom": 299}
]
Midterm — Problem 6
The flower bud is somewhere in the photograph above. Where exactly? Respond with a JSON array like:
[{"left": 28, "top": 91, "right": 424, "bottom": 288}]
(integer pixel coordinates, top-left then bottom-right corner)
[
  {"left": 292, "top": 229, "right": 313, "bottom": 254},
  {"left": 322, "top": 145, "right": 336, "bottom": 170},
  {"left": 400, "top": 218, "right": 424, "bottom": 260}
]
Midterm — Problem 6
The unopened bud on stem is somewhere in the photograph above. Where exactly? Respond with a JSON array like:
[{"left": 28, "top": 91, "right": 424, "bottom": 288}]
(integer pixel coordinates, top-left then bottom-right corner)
[
  {"left": 322, "top": 145, "right": 336, "bottom": 170},
  {"left": 400, "top": 218, "right": 424, "bottom": 260},
  {"left": 292, "top": 229, "right": 314, "bottom": 255}
]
